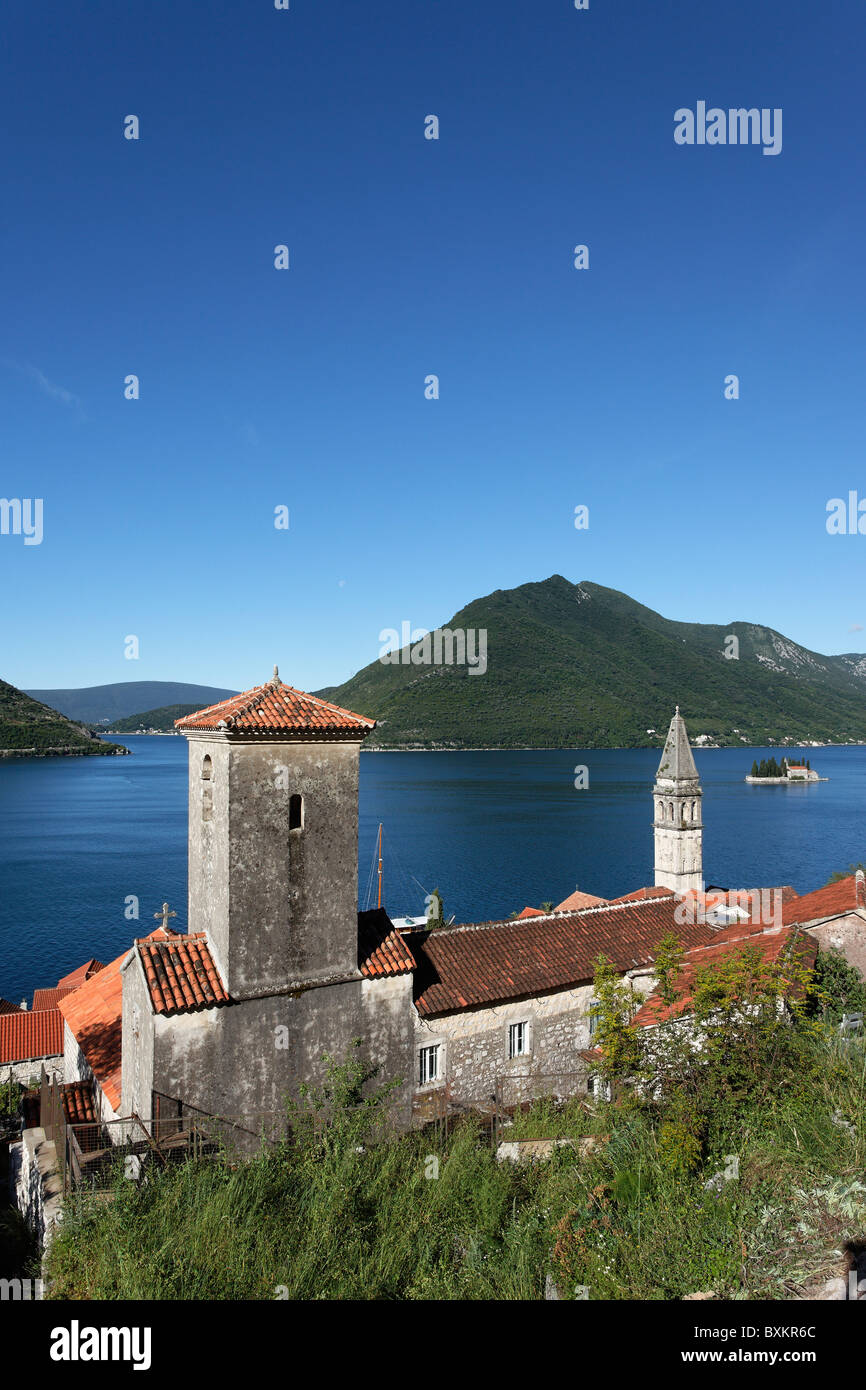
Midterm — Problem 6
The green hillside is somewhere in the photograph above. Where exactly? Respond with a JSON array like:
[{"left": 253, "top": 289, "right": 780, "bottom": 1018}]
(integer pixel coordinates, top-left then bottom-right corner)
[
  {"left": 0, "top": 680, "right": 129, "bottom": 757},
  {"left": 108, "top": 704, "right": 201, "bottom": 732},
  {"left": 317, "top": 576, "right": 866, "bottom": 749}
]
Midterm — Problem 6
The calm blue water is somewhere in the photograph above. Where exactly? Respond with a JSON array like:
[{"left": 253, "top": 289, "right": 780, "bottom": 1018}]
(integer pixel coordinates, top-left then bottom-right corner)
[{"left": 1, "top": 737, "right": 864, "bottom": 1003}]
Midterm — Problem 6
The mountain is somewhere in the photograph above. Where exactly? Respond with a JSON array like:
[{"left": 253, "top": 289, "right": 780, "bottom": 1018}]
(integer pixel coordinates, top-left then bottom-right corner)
[
  {"left": 0, "top": 680, "right": 128, "bottom": 757},
  {"left": 24, "top": 682, "right": 238, "bottom": 725},
  {"left": 316, "top": 576, "right": 866, "bottom": 749},
  {"left": 108, "top": 704, "right": 203, "bottom": 733}
]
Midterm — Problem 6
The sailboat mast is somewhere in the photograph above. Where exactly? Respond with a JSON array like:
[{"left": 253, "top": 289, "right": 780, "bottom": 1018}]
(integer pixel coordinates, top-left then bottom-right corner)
[{"left": 377, "top": 823, "right": 383, "bottom": 910}]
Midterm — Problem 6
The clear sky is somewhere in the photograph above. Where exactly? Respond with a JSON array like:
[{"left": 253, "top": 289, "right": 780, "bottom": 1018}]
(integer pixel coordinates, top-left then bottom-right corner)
[{"left": 2, "top": 0, "right": 865, "bottom": 692}]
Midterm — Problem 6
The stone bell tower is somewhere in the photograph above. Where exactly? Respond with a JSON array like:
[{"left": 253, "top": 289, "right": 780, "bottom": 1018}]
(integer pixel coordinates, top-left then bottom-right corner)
[
  {"left": 653, "top": 706, "right": 703, "bottom": 894},
  {"left": 176, "top": 667, "right": 376, "bottom": 999}
]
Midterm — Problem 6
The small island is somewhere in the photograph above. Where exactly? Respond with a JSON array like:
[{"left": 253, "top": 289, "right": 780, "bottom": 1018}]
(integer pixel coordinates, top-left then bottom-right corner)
[{"left": 745, "top": 756, "right": 826, "bottom": 784}]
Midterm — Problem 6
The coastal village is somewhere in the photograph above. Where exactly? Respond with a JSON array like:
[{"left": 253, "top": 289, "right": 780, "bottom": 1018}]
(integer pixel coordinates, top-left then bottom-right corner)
[{"left": 2, "top": 675, "right": 865, "bottom": 1264}]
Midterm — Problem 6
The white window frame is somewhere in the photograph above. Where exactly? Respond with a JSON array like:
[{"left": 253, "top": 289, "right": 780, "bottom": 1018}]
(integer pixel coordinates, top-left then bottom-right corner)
[
  {"left": 418, "top": 1043, "right": 442, "bottom": 1087},
  {"left": 507, "top": 1019, "right": 530, "bottom": 1059}
]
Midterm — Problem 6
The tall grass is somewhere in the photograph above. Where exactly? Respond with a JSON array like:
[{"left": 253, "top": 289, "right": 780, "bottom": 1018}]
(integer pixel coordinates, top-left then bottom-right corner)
[{"left": 46, "top": 1034, "right": 866, "bottom": 1301}]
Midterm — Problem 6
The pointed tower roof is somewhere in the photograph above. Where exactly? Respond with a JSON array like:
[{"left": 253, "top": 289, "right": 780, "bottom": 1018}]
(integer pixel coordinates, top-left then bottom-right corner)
[
  {"left": 655, "top": 706, "right": 699, "bottom": 783},
  {"left": 175, "top": 668, "right": 376, "bottom": 741}
]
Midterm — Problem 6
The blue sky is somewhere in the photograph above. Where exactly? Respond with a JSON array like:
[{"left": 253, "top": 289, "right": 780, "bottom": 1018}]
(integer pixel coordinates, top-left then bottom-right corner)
[{"left": 2, "top": 0, "right": 865, "bottom": 692}]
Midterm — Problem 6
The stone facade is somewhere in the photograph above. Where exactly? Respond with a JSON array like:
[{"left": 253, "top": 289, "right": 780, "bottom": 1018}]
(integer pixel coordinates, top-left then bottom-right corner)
[
  {"left": 804, "top": 910, "right": 866, "bottom": 981},
  {"left": 413, "top": 970, "right": 657, "bottom": 1110}
]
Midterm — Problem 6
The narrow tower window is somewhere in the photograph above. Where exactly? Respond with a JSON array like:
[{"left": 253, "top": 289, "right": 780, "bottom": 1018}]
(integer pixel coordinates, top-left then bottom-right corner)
[
  {"left": 201, "top": 756, "right": 213, "bottom": 822},
  {"left": 289, "top": 793, "right": 303, "bottom": 832}
]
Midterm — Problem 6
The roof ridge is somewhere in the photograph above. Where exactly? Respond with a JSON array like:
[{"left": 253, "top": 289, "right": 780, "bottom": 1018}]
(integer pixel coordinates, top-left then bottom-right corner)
[{"left": 408, "top": 894, "right": 677, "bottom": 937}]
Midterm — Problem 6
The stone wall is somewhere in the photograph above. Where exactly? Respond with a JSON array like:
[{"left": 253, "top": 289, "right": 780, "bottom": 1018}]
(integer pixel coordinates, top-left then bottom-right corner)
[
  {"left": 9, "top": 1126, "right": 63, "bottom": 1256},
  {"left": 807, "top": 911, "right": 866, "bottom": 982},
  {"left": 3, "top": 1056, "right": 62, "bottom": 1087},
  {"left": 143, "top": 972, "right": 415, "bottom": 1142},
  {"left": 414, "top": 970, "right": 656, "bottom": 1110}
]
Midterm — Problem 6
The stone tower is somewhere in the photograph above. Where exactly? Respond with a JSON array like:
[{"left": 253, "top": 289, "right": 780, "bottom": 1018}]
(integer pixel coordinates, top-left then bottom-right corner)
[
  {"left": 176, "top": 667, "right": 376, "bottom": 998},
  {"left": 653, "top": 706, "right": 703, "bottom": 894}
]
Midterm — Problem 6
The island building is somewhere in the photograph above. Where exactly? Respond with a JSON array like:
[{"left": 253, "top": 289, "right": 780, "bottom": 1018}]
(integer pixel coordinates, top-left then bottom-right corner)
[{"left": 7, "top": 682, "right": 865, "bottom": 1136}]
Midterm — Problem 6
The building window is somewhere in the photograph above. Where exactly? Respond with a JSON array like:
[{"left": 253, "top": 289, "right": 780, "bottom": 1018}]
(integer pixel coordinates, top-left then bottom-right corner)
[
  {"left": 418, "top": 1044, "right": 440, "bottom": 1086},
  {"left": 289, "top": 794, "right": 303, "bottom": 832},
  {"left": 588, "top": 999, "right": 600, "bottom": 1037},
  {"left": 508, "top": 1021, "right": 528, "bottom": 1058},
  {"left": 201, "top": 755, "right": 212, "bottom": 780}
]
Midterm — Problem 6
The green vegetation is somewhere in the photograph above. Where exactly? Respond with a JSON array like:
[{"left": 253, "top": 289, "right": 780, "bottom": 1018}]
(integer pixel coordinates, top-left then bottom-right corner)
[
  {"left": 108, "top": 704, "right": 202, "bottom": 733},
  {"left": 750, "top": 756, "right": 789, "bottom": 778},
  {"left": 826, "top": 863, "right": 866, "bottom": 885},
  {"left": 0, "top": 679, "right": 127, "bottom": 757},
  {"left": 425, "top": 887, "right": 445, "bottom": 928},
  {"left": 318, "top": 576, "right": 866, "bottom": 749},
  {"left": 44, "top": 940, "right": 866, "bottom": 1301}
]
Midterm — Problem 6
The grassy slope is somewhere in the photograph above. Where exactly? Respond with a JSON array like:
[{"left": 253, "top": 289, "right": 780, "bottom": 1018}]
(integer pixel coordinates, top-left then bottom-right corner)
[
  {"left": 318, "top": 576, "right": 866, "bottom": 748},
  {"left": 44, "top": 1032, "right": 866, "bottom": 1301},
  {"left": 0, "top": 679, "right": 127, "bottom": 755}
]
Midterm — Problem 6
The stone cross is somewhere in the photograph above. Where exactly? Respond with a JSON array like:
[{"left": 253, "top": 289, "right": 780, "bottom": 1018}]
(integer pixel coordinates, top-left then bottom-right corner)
[{"left": 154, "top": 902, "right": 177, "bottom": 933}]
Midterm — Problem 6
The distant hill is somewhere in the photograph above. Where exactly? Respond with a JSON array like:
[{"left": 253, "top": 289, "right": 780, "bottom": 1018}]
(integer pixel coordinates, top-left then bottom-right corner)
[
  {"left": 24, "top": 682, "right": 238, "bottom": 725},
  {"left": 108, "top": 704, "right": 203, "bottom": 733},
  {"left": 0, "top": 680, "right": 128, "bottom": 757},
  {"left": 316, "top": 576, "right": 866, "bottom": 750}
]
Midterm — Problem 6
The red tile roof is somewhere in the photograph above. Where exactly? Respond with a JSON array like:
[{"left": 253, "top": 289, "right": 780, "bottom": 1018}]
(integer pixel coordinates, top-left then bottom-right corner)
[
  {"left": 783, "top": 875, "right": 866, "bottom": 926},
  {"left": 59, "top": 930, "right": 168, "bottom": 1113},
  {"left": 517, "top": 907, "right": 545, "bottom": 918},
  {"left": 61, "top": 1080, "right": 97, "bottom": 1125},
  {"left": 136, "top": 934, "right": 229, "bottom": 1015},
  {"left": 554, "top": 889, "right": 609, "bottom": 912},
  {"left": 358, "top": 909, "right": 417, "bottom": 978},
  {"left": 175, "top": 672, "right": 375, "bottom": 740},
  {"left": 57, "top": 959, "right": 105, "bottom": 990},
  {"left": 409, "top": 897, "right": 715, "bottom": 1017},
  {"left": 0, "top": 1009, "right": 63, "bottom": 1065},
  {"left": 608, "top": 887, "right": 675, "bottom": 904},
  {"left": 32, "top": 987, "right": 74, "bottom": 1012},
  {"left": 630, "top": 927, "right": 818, "bottom": 1029},
  {"left": 0, "top": 998, "right": 21, "bottom": 1015}
]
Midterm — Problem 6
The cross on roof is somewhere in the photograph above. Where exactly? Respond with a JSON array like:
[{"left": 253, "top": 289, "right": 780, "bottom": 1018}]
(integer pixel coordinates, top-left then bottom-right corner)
[{"left": 154, "top": 902, "right": 178, "bottom": 933}]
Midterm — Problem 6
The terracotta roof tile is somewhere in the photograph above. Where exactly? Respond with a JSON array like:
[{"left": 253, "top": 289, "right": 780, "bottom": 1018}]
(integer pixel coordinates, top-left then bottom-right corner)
[
  {"left": 57, "top": 959, "right": 105, "bottom": 990},
  {"left": 783, "top": 875, "right": 866, "bottom": 926},
  {"left": 0, "top": 998, "right": 22, "bottom": 1015},
  {"left": 136, "top": 934, "right": 230, "bottom": 1015},
  {"left": 32, "top": 987, "right": 75, "bottom": 1011},
  {"left": 358, "top": 909, "right": 417, "bottom": 978},
  {"left": 631, "top": 927, "right": 818, "bottom": 1028},
  {"left": 608, "top": 887, "right": 675, "bottom": 904},
  {"left": 409, "top": 897, "right": 714, "bottom": 1017},
  {"left": 0, "top": 1009, "right": 63, "bottom": 1065},
  {"left": 517, "top": 907, "right": 545, "bottom": 918},
  {"left": 554, "top": 889, "right": 609, "bottom": 912},
  {"left": 61, "top": 1080, "right": 97, "bottom": 1125},
  {"left": 59, "top": 930, "right": 167, "bottom": 1113},
  {"left": 175, "top": 673, "right": 375, "bottom": 739}
]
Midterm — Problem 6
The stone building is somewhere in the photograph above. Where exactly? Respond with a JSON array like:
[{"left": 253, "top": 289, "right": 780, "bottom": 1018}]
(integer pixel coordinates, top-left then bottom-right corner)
[{"left": 35, "top": 679, "right": 864, "bottom": 1134}]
